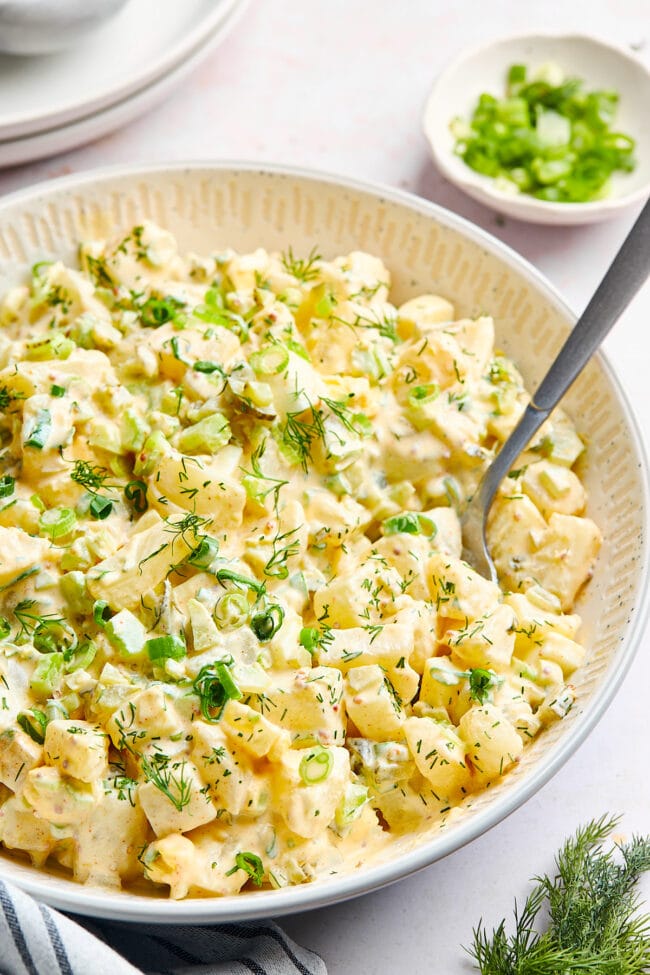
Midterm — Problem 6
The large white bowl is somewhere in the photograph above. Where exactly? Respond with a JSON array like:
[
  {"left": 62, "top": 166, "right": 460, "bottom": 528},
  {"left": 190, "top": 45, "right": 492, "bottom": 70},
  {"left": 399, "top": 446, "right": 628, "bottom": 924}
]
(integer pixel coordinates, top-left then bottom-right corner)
[
  {"left": 0, "top": 163, "right": 646, "bottom": 922},
  {"left": 423, "top": 33, "right": 650, "bottom": 225}
]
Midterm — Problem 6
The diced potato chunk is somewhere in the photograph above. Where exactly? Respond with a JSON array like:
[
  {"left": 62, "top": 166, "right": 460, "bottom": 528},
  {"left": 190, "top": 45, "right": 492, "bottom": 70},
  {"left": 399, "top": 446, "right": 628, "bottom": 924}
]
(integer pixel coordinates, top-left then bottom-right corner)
[
  {"left": 443, "top": 604, "right": 516, "bottom": 671},
  {"left": 345, "top": 665, "right": 405, "bottom": 741},
  {"left": 458, "top": 704, "right": 523, "bottom": 778},
  {"left": 87, "top": 513, "right": 194, "bottom": 609},
  {"left": 521, "top": 460, "right": 586, "bottom": 517},
  {"left": 397, "top": 294, "right": 455, "bottom": 338},
  {"left": 268, "top": 667, "right": 345, "bottom": 745},
  {"left": 0, "top": 729, "right": 42, "bottom": 790},
  {"left": 403, "top": 716, "right": 469, "bottom": 796},
  {"left": 0, "top": 527, "right": 48, "bottom": 586},
  {"left": 220, "top": 700, "right": 290, "bottom": 758},
  {"left": 191, "top": 723, "right": 261, "bottom": 817},
  {"left": 427, "top": 553, "right": 501, "bottom": 621},
  {"left": 138, "top": 759, "right": 216, "bottom": 836},
  {"left": 23, "top": 766, "right": 98, "bottom": 826},
  {"left": 44, "top": 720, "right": 108, "bottom": 783},
  {"left": 317, "top": 622, "right": 414, "bottom": 674},
  {"left": 273, "top": 745, "right": 350, "bottom": 838},
  {"left": 0, "top": 795, "right": 55, "bottom": 866}
]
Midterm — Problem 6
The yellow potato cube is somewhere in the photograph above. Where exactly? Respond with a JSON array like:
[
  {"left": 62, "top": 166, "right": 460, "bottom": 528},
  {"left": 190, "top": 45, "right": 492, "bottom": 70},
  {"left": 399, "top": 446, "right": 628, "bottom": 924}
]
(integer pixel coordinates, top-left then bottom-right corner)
[
  {"left": 345, "top": 665, "right": 405, "bottom": 741},
  {"left": 458, "top": 704, "right": 523, "bottom": 778},
  {"left": 403, "top": 716, "right": 469, "bottom": 796},
  {"left": 44, "top": 720, "right": 108, "bottom": 783}
]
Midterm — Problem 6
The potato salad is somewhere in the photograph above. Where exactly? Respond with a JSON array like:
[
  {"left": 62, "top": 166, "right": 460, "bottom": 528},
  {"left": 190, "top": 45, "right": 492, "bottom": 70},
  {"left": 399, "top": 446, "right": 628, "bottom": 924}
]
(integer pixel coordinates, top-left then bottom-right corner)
[{"left": 0, "top": 222, "right": 601, "bottom": 897}]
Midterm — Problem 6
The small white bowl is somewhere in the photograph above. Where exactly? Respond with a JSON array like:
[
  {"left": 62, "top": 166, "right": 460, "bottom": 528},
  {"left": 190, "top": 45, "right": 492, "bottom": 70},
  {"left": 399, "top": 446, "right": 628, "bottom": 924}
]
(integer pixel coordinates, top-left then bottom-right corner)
[{"left": 423, "top": 33, "right": 650, "bottom": 225}]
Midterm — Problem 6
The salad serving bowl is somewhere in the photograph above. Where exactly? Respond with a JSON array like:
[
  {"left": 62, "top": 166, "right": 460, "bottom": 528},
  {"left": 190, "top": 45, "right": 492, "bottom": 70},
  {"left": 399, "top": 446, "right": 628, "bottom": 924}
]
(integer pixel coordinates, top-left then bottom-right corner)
[{"left": 0, "top": 162, "right": 646, "bottom": 922}]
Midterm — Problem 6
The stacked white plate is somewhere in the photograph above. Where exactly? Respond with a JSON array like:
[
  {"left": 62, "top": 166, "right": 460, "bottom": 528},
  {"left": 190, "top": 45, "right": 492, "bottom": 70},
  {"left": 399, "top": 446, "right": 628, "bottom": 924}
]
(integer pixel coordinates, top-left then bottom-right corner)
[{"left": 0, "top": 0, "right": 247, "bottom": 168}]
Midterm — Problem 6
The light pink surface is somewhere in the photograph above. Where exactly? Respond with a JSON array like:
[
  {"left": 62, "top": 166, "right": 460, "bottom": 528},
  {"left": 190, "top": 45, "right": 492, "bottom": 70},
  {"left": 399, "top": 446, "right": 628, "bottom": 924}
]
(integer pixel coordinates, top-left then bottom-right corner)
[{"left": 0, "top": 2, "right": 649, "bottom": 971}]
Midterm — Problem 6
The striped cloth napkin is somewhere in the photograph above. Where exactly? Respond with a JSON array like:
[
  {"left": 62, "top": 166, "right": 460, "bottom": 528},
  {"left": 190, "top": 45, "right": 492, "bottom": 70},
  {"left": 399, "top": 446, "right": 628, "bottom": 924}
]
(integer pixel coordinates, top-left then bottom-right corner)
[{"left": 0, "top": 878, "right": 326, "bottom": 975}]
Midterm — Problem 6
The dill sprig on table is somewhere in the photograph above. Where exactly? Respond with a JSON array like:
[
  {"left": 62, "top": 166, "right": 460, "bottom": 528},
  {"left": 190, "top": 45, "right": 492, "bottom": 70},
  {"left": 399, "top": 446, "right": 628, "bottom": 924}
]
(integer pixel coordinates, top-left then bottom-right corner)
[{"left": 469, "top": 815, "right": 650, "bottom": 974}]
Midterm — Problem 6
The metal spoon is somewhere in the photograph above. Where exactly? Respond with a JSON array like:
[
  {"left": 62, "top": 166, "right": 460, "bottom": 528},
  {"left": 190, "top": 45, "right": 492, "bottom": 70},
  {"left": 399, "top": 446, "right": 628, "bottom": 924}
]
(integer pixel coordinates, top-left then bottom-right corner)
[{"left": 462, "top": 198, "right": 650, "bottom": 580}]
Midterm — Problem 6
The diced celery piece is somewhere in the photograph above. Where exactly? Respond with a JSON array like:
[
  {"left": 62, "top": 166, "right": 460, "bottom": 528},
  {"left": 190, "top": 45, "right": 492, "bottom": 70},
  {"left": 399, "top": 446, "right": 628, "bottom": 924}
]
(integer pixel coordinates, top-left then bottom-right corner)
[
  {"left": 177, "top": 413, "right": 231, "bottom": 454},
  {"left": 133, "top": 430, "right": 169, "bottom": 476},
  {"left": 30, "top": 653, "right": 65, "bottom": 698},
  {"left": 105, "top": 609, "right": 147, "bottom": 660}
]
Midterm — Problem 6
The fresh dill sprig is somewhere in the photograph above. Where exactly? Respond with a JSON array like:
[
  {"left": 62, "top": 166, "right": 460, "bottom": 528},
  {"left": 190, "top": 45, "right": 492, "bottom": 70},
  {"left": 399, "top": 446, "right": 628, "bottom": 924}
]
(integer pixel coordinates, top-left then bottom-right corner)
[
  {"left": 263, "top": 525, "right": 301, "bottom": 580},
  {"left": 280, "top": 245, "right": 322, "bottom": 282},
  {"left": 469, "top": 815, "right": 650, "bottom": 974},
  {"left": 282, "top": 403, "right": 326, "bottom": 473},
  {"left": 241, "top": 440, "right": 288, "bottom": 508},
  {"left": 13, "top": 600, "right": 65, "bottom": 644},
  {"left": 140, "top": 753, "right": 192, "bottom": 812}
]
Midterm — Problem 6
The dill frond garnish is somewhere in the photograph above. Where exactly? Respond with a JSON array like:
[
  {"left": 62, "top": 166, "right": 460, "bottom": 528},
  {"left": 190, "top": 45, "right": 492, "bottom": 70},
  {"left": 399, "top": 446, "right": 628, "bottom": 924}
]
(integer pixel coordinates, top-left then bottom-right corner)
[
  {"left": 469, "top": 815, "right": 650, "bottom": 974},
  {"left": 280, "top": 246, "right": 322, "bottom": 282}
]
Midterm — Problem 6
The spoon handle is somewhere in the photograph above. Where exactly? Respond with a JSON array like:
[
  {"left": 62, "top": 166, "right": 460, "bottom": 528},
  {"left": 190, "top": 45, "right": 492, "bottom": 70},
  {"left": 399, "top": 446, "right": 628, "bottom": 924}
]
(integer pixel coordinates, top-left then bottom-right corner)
[
  {"left": 533, "top": 197, "right": 650, "bottom": 414},
  {"left": 483, "top": 198, "right": 650, "bottom": 490}
]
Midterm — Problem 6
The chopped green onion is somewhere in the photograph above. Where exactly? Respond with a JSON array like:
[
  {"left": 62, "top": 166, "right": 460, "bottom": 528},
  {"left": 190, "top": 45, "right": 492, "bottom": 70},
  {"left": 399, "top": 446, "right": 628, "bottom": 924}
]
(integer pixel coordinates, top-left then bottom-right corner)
[
  {"left": 145, "top": 634, "right": 187, "bottom": 662},
  {"left": 124, "top": 479, "right": 148, "bottom": 513},
  {"left": 193, "top": 659, "right": 243, "bottom": 722},
  {"left": 39, "top": 506, "right": 77, "bottom": 539},
  {"left": 299, "top": 746, "right": 333, "bottom": 785},
  {"left": 225, "top": 851, "right": 264, "bottom": 886},
  {"left": 186, "top": 536, "right": 219, "bottom": 570},
  {"left": 216, "top": 568, "right": 266, "bottom": 595},
  {"left": 213, "top": 591, "right": 250, "bottom": 630},
  {"left": 0, "top": 475, "right": 15, "bottom": 498},
  {"left": 50, "top": 384, "right": 66, "bottom": 398},
  {"left": 89, "top": 495, "right": 113, "bottom": 520},
  {"left": 193, "top": 360, "right": 225, "bottom": 375},
  {"left": 408, "top": 383, "right": 440, "bottom": 407},
  {"left": 0, "top": 617, "right": 10, "bottom": 640},
  {"left": 17, "top": 708, "right": 49, "bottom": 744},
  {"left": 452, "top": 62, "right": 637, "bottom": 203},
  {"left": 250, "top": 604, "right": 284, "bottom": 642},
  {"left": 139, "top": 295, "right": 185, "bottom": 329},
  {"left": 249, "top": 345, "right": 289, "bottom": 376},
  {"left": 383, "top": 511, "right": 435, "bottom": 537},
  {"left": 33, "top": 620, "right": 76, "bottom": 655},
  {"left": 93, "top": 600, "right": 112, "bottom": 628},
  {"left": 24, "top": 409, "right": 52, "bottom": 449},
  {"left": 299, "top": 627, "right": 320, "bottom": 654},
  {"left": 64, "top": 640, "right": 96, "bottom": 672}
]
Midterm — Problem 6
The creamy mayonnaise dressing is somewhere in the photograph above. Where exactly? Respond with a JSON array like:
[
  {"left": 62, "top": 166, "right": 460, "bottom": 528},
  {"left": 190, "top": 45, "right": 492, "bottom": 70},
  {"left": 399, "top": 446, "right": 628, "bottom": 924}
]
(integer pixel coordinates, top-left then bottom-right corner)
[{"left": 0, "top": 223, "right": 600, "bottom": 897}]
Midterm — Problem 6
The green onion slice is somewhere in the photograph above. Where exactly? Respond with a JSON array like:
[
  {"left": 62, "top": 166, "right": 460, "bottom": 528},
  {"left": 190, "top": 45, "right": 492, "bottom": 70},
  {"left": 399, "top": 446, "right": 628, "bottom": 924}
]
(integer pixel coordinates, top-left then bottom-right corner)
[
  {"left": 250, "top": 604, "right": 284, "bottom": 642},
  {"left": 187, "top": 536, "right": 219, "bottom": 570},
  {"left": 24, "top": 409, "right": 52, "bottom": 449},
  {"left": 17, "top": 708, "right": 49, "bottom": 744},
  {"left": 216, "top": 568, "right": 266, "bottom": 595},
  {"left": 0, "top": 475, "right": 15, "bottom": 498},
  {"left": 93, "top": 600, "right": 112, "bottom": 628},
  {"left": 249, "top": 345, "right": 289, "bottom": 376},
  {"left": 213, "top": 591, "right": 250, "bottom": 630},
  {"left": 39, "top": 506, "right": 77, "bottom": 539},
  {"left": 145, "top": 634, "right": 187, "bottom": 662},
  {"left": 193, "top": 659, "right": 242, "bottom": 722},
  {"left": 89, "top": 495, "right": 113, "bottom": 520},
  {"left": 124, "top": 480, "right": 148, "bottom": 513},
  {"left": 299, "top": 746, "right": 333, "bottom": 785},
  {"left": 225, "top": 851, "right": 264, "bottom": 886}
]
